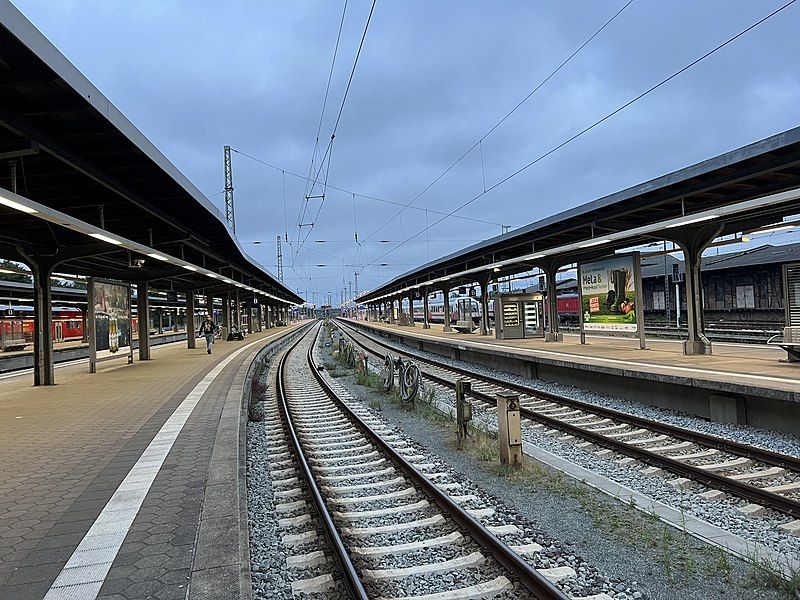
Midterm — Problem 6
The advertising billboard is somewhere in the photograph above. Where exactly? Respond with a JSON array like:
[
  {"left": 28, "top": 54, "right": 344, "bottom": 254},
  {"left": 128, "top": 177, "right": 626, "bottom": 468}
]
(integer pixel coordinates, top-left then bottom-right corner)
[
  {"left": 88, "top": 278, "right": 133, "bottom": 371},
  {"left": 578, "top": 253, "right": 645, "bottom": 347}
]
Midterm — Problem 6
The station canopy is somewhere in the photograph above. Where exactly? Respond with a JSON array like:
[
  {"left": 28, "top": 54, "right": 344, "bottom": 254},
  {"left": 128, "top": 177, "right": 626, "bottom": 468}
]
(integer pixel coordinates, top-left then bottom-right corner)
[
  {"left": 0, "top": 3, "right": 302, "bottom": 305},
  {"left": 359, "top": 125, "right": 800, "bottom": 303}
]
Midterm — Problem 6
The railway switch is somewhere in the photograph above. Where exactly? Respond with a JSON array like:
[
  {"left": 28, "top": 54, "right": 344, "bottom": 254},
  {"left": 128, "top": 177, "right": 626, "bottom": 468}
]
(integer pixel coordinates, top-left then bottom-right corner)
[{"left": 496, "top": 392, "right": 523, "bottom": 466}]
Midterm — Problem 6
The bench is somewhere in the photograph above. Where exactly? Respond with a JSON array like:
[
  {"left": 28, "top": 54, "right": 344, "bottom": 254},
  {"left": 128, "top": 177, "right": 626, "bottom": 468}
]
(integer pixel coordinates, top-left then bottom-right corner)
[{"left": 767, "top": 327, "right": 800, "bottom": 362}]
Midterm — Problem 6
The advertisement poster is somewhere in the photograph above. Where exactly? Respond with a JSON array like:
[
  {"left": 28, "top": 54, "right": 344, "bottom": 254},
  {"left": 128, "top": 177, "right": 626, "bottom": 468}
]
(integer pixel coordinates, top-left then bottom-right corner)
[
  {"left": 579, "top": 254, "right": 639, "bottom": 333},
  {"left": 88, "top": 279, "right": 133, "bottom": 370}
]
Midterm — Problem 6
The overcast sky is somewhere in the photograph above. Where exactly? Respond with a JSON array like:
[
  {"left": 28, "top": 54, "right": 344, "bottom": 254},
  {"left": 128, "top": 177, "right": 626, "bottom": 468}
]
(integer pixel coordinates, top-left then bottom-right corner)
[{"left": 11, "top": 0, "right": 800, "bottom": 304}]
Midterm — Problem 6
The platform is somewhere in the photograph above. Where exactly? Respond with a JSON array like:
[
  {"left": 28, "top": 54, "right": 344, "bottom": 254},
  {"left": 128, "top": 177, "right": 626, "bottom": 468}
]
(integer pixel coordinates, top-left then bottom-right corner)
[
  {"left": 343, "top": 319, "right": 800, "bottom": 434},
  {"left": 0, "top": 322, "right": 304, "bottom": 600}
]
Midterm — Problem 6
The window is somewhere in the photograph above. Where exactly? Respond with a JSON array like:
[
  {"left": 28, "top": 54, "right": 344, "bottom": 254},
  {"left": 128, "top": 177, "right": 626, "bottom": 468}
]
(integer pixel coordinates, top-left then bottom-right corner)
[
  {"left": 652, "top": 290, "right": 665, "bottom": 311},
  {"left": 736, "top": 285, "right": 755, "bottom": 309}
]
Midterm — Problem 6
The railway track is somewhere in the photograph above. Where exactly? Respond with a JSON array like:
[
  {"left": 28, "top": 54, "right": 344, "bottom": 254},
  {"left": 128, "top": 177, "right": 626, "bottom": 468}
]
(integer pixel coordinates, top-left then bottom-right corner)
[
  {"left": 266, "top": 322, "right": 571, "bottom": 599},
  {"left": 335, "top": 319, "right": 800, "bottom": 528}
]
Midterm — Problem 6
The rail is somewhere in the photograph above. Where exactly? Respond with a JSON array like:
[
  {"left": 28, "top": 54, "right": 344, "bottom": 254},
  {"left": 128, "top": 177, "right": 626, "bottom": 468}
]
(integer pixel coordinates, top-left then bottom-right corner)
[
  {"left": 337, "top": 319, "right": 800, "bottom": 519},
  {"left": 308, "top": 322, "right": 568, "bottom": 599}
]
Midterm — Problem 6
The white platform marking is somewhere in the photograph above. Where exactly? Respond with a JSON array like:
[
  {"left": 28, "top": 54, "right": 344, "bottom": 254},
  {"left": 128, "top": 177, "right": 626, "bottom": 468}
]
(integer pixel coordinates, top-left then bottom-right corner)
[{"left": 44, "top": 337, "right": 269, "bottom": 600}]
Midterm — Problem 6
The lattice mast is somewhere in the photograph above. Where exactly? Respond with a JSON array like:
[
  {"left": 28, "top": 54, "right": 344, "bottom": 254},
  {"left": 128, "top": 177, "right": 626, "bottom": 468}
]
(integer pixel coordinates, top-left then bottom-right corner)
[
  {"left": 223, "top": 145, "right": 235, "bottom": 233},
  {"left": 276, "top": 236, "right": 284, "bottom": 282}
]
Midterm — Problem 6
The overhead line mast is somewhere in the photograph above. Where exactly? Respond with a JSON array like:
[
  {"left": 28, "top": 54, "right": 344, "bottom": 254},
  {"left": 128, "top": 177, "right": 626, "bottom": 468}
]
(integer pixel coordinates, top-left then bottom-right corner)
[{"left": 223, "top": 145, "right": 235, "bottom": 233}]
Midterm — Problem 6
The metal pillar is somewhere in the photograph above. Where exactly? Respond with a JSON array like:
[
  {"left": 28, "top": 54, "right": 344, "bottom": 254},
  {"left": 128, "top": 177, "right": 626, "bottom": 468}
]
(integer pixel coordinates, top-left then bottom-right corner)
[
  {"left": 205, "top": 292, "right": 213, "bottom": 321},
  {"left": 256, "top": 303, "right": 262, "bottom": 332},
  {"left": 388, "top": 299, "right": 396, "bottom": 324},
  {"left": 479, "top": 278, "right": 490, "bottom": 336},
  {"left": 407, "top": 293, "right": 416, "bottom": 327},
  {"left": 137, "top": 281, "right": 151, "bottom": 361},
  {"left": 543, "top": 266, "right": 562, "bottom": 342},
  {"left": 422, "top": 290, "right": 430, "bottom": 329},
  {"left": 442, "top": 286, "right": 453, "bottom": 333},
  {"left": 186, "top": 291, "right": 196, "bottom": 349},
  {"left": 224, "top": 145, "right": 235, "bottom": 232},
  {"left": 666, "top": 224, "right": 722, "bottom": 356},
  {"left": 30, "top": 258, "right": 54, "bottom": 385},
  {"left": 222, "top": 292, "right": 230, "bottom": 336},
  {"left": 234, "top": 290, "right": 241, "bottom": 331}
]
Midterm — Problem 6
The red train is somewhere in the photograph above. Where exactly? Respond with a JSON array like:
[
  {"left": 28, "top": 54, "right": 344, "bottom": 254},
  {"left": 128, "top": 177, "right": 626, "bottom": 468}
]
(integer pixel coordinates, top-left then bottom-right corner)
[{"left": 0, "top": 306, "right": 84, "bottom": 351}]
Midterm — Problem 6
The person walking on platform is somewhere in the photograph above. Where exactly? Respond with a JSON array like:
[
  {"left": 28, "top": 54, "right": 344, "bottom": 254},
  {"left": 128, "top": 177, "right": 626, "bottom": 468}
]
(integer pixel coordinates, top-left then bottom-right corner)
[{"left": 198, "top": 313, "right": 218, "bottom": 354}]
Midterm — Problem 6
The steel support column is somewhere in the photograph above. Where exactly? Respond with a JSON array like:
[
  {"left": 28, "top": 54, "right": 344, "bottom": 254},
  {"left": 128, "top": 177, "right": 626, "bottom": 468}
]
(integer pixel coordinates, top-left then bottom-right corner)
[
  {"left": 388, "top": 299, "right": 396, "bottom": 324},
  {"left": 137, "top": 281, "right": 151, "bottom": 361},
  {"left": 408, "top": 293, "right": 416, "bottom": 327},
  {"left": 205, "top": 292, "right": 214, "bottom": 323},
  {"left": 235, "top": 290, "right": 241, "bottom": 332},
  {"left": 222, "top": 292, "right": 230, "bottom": 336},
  {"left": 543, "top": 265, "right": 563, "bottom": 342},
  {"left": 30, "top": 258, "right": 54, "bottom": 385},
  {"left": 186, "top": 291, "right": 196, "bottom": 349},
  {"left": 442, "top": 286, "right": 453, "bottom": 333},
  {"left": 667, "top": 224, "right": 723, "bottom": 356},
  {"left": 423, "top": 291, "right": 430, "bottom": 329},
  {"left": 478, "top": 277, "right": 490, "bottom": 336}
]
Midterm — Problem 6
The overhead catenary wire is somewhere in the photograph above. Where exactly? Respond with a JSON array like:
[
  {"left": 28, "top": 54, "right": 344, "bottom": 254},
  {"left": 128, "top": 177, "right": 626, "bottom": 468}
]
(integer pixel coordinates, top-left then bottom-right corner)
[
  {"left": 231, "top": 148, "right": 505, "bottom": 227},
  {"left": 358, "top": 0, "right": 637, "bottom": 245},
  {"left": 359, "top": 0, "right": 798, "bottom": 276},
  {"left": 291, "top": 0, "right": 349, "bottom": 253},
  {"left": 293, "top": 0, "right": 379, "bottom": 264}
]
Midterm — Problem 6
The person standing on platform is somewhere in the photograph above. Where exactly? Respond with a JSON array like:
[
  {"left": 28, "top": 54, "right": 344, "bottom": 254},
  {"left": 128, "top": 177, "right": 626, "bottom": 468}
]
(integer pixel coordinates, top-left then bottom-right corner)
[{"left": 198, "top": 313, "right": 218, "bottom": 354}]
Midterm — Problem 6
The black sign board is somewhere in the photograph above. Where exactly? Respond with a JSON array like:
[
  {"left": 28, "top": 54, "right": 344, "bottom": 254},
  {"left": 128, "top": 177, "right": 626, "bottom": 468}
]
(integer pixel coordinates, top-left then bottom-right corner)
[
  {"left": 166, "top": 290, "right": 178, "bottom": 302},
  {"left": 458, "top": 286, "right": 466, "bottom": 295},
  {"left": 413, "top": 290, "right": 422, "bottom": 300}
]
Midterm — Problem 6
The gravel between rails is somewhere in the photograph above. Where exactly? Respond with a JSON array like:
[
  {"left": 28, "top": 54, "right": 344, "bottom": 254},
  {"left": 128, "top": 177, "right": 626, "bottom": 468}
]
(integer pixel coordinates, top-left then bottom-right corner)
[{"left": 342, "top": 324, "right": 800, "bottom": 559}]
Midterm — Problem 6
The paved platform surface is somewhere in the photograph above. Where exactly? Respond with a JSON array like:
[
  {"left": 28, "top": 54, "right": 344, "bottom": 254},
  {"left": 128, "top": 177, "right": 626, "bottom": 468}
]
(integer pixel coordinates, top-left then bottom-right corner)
[
  {"left": 346, "top": 319, "right": 800, "bottom": 395},
  {"left": 0, "top": 322, "right": 303, "bottom": 600}
]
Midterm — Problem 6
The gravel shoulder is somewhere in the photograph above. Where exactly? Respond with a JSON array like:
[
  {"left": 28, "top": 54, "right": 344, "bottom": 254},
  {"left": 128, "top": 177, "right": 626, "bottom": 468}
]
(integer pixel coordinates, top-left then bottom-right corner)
[{"left": 327, "top": 361, "right": 792, "bottom": 600}]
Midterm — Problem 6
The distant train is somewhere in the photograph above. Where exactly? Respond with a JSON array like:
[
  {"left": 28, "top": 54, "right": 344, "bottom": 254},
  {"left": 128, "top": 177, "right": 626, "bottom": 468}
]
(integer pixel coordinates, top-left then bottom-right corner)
[
  {"left": 0, "top": 306, "right": 85, "bottom": 351},
  {"left": 406, "top": 292, "right": 581, "bottom": 326}
]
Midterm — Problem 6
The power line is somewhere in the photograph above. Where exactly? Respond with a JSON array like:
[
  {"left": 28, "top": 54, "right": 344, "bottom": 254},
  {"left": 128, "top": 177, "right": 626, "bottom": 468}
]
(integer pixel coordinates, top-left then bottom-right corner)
[
  {"left": 292, "top": 0, "right": 349, "bottom": 252},
  {"left": 231, "top": 148, "right": 505, "bottom": 227},
  {"left": 360, "top": 0, "right": 797, "bottom": 274},
  {"left": 359, "top": 0, "right": 637, "bottom": 244},
  {"left": 293, "top": 0, "right": 378, "bottom": 264}
]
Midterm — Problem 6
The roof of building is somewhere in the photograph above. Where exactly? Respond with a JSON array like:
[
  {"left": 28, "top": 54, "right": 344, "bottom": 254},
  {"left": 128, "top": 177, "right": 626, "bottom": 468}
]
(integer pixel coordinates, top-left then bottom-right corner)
[
  {"left": 0, "top": 2, "right": 302, "bottom": 304},
  {"left": 359, "top": 124, "right": 800, "bottom": 303}
]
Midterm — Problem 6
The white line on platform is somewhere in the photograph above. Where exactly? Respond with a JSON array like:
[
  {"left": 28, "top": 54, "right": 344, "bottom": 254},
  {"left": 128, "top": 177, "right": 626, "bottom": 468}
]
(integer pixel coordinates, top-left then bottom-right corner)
[{"left": 42, "top": 335, "right": 271, "bottom": 600}]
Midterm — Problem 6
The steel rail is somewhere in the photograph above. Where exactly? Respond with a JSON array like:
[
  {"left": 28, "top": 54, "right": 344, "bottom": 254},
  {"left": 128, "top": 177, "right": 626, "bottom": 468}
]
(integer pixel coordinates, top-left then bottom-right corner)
[
  {"left": 336, "top": 319, "right": 800, "bottom": 519},
  {"left": 337, "top": 320, "right": 800, "bottom": 470},
  {"left": 309, "top": 323, "right": 568, "bottom": 600},
  {"left": 276, "top": 323, "right": 369, "bottom": 600}
]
